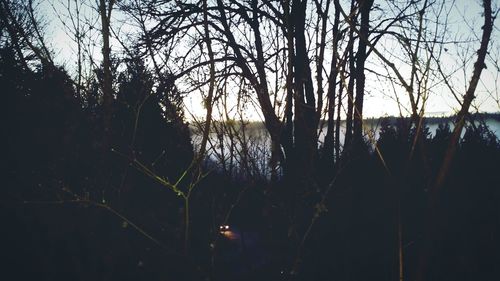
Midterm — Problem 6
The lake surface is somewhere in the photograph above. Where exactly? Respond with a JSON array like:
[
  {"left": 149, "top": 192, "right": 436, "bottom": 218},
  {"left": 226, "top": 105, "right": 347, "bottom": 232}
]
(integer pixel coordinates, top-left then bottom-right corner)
[{"left": 191, "top": 117, "right": 500, "bottom": 176}]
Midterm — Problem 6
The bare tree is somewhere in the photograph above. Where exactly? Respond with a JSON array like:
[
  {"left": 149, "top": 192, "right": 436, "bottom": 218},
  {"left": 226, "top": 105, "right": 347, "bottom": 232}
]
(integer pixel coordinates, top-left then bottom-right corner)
[
  {"left": 98, "top": 0, "right": 115, "bottom": 149},
  {"left": 0, "top": 0, "right": 53, "bottom": 67}
]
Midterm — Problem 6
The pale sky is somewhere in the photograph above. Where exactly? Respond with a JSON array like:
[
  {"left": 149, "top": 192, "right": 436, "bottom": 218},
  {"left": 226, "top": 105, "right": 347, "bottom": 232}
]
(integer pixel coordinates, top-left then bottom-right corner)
[{"left": 40, "top": 0, "right": 500, "bottom": 121}]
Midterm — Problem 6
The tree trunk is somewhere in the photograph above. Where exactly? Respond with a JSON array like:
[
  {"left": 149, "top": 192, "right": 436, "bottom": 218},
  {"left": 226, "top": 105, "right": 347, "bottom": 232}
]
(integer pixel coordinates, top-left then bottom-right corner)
[
  {"left": 291, "top": 0, "right": 318, "bottom": 187},
  {"left": 323, "top": 1, "right": 341, "bottom": 164},
  {"left": 335, "top": 75, "right": 344, "bottom": 163},
  {"left": 99, "top": 0, "right": 114, "bottom": 151},
  {"left": 353, "top": 0, "right": 373, "bottom": 142},
  {"left": 343, "top": 0, "right": 357, "bottom": 149}
]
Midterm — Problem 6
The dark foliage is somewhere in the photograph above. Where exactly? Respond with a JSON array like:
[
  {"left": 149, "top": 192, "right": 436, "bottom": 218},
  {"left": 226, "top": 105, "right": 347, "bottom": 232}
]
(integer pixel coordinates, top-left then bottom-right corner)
[{"left": 1, "top": 45, "right": 198, "bottom": 280}]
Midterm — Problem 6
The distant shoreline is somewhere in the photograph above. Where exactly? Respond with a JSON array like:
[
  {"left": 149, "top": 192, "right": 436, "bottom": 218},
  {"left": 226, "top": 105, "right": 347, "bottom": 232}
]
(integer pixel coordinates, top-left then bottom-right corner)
[{"left": 189, "top": 112, "right": 500, "bottom": 133}]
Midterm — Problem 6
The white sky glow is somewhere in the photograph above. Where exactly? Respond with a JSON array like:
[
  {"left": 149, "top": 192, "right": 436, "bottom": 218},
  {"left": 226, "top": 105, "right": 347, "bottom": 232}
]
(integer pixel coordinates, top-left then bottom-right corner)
[{"left": 39, "top": 0, "right": 499, "bottom": 121}]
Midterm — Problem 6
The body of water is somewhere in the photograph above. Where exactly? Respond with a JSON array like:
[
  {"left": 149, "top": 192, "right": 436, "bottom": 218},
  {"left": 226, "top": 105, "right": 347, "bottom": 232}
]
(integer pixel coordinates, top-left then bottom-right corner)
[{"left": 191, "top": 117, "right": 500, "bottom": 177}]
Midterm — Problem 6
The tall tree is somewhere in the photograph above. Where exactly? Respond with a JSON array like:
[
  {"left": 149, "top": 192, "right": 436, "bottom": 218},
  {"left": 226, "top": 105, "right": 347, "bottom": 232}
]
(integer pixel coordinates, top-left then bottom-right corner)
[
  {"left": 352, "top": 0, "right": 373, "bottom": 142},
  {"left": 98, "top": 0, "right": 115, "bottom": 150}
]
